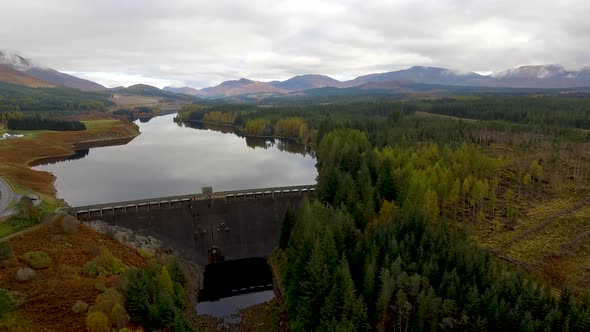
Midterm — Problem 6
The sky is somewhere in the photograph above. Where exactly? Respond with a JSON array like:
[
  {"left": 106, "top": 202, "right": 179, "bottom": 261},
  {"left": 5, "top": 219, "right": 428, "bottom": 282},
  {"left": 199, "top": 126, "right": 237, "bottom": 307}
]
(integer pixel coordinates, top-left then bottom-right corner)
[{"left": 1, "top": 0, "right": 589, "bottom": 88}]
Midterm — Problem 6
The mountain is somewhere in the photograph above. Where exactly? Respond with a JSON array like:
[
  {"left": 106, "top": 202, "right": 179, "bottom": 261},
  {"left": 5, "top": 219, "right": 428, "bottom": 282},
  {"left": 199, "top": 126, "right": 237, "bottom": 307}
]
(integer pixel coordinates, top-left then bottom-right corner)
[
  {"left": 111, "top": 84, "right": 195, "bottom": 101},
  {"left": 25, "top": 67, "right": 105, "bottom": 91},
  {"left": 0, "top": 64, "right": 56, "bottom": 88},
  {"left": 199, "top": 78, "right": 287, "bottom": 97},
  {"left": 0, "top": 51, "right": 105, "bottom": 91},
  {"left": 163, "top": 86, "right": 203, "bottom": 96},
  {"left": 160, "top": 64, "right": 590, "bottom": 99},
  {"left": 269, "top": 74, "right": 342, "bottom": 91},
  {"left": 341, "top": 66, "right": 488, "bottom": 87},
  {"left": 491, "top": 65, "right": 590, "bottom": 88}
]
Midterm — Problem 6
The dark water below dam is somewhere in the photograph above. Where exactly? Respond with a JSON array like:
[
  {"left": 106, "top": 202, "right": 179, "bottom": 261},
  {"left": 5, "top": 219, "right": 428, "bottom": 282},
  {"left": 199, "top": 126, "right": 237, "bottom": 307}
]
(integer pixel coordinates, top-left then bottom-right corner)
[
  {"left": 197, "top": 257, "right": 275, "bottom": 322},
  {"left": 33, "top": 113, "right": 317, "bottom": 206}
]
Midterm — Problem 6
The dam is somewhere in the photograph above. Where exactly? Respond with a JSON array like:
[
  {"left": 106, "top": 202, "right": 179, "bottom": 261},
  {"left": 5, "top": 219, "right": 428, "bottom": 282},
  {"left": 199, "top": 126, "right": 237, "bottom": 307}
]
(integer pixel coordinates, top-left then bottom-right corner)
[{"left": 69, "top": 185, "right": 316, "bottom": 265}]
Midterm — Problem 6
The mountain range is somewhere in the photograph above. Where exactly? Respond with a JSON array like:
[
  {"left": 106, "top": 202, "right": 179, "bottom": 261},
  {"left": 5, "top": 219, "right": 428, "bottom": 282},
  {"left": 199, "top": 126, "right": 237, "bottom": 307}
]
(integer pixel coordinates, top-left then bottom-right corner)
[
  {"left": 1, "top": 52, "right": 590, "bottom": 98},
  {"left": 165, "top": 65, "right": 590, "bottom": 98}
]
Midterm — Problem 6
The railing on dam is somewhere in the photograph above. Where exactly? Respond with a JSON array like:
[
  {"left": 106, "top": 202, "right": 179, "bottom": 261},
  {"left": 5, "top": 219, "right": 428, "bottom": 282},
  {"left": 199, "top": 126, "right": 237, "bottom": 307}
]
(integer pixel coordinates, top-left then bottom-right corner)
[{"left": 68, "top": 184, "right": 316, "bottom": 219}]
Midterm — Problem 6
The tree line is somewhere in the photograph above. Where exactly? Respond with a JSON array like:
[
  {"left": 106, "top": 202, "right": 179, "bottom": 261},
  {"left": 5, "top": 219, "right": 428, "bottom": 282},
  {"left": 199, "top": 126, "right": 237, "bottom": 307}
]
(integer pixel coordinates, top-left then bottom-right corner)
[{"left": 4, "top": 113, "right": 86, "bottom": 131}]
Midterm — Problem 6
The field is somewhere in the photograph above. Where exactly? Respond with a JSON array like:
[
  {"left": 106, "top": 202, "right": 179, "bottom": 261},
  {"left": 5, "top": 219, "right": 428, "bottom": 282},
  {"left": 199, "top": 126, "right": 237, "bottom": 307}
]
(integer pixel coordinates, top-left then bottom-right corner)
[
  {"left": 0, "top": 119, "right": 139, "bottom": 196},
  {"left": 464, "top": 140, "right": 590, "bottom": 293}
]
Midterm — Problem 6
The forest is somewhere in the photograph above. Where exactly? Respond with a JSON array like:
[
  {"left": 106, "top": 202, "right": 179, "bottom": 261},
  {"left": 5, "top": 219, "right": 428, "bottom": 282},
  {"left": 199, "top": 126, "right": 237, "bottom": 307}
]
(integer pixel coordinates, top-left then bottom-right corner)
[
  {"left": 222, "top": 93, "right": 590, "bottom": 331},
  {"left": 5, "top": 115, "right": 86, "bottom": 131},
  {"left": 0, "top": 82, "right": 112, "bottom": 114}
]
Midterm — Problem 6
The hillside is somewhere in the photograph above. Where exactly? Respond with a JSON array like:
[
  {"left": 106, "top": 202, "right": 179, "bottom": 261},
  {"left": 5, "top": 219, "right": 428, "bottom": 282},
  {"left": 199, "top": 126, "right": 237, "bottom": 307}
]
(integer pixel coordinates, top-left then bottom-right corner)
[
  {"left": 200, "top": 78, "right": 287, "bottom": 97},
  {"left": 0, "top": 64, "right": 55, "bottom": 88},
  {"left": 269, "top": 74, "right": 342, "bottom": 91},
  {"left": 0, "top": 51, "right": 105, "bottom": 91},
  {"left": 25, "top": 67, "right": 105, "bottom": 91}
]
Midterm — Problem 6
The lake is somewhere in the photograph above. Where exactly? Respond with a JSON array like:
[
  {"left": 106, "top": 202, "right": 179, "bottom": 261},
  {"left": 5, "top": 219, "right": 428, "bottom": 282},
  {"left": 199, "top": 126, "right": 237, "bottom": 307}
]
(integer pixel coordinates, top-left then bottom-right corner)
[{"left": 33, "top": 113, "right": 318, "bottom": 206}]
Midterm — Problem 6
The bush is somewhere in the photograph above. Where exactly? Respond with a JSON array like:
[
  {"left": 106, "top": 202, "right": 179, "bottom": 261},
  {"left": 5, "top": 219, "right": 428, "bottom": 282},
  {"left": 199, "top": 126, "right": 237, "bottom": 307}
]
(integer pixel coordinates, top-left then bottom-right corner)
[
  {"left": 0, "top": 242, "right": 11, "bottom": 261},
  {"left": 0, "top": 288, "right": 25, "bottom": 317},
  {"left": 110, "top": 304, "right": 129, "bottom": 329},
  {"left": 22, "top": 251, "right": 51, "bottom": 269},
  {"left": 61, "top": 215, "right": 79, "bottom": 235},
  {"left": 95, "top": 282, "right": 107, "bottom": 293},
  {"left": 88, "top": 288, "right": 129, "bottom": 330},
  {"left": 82, "top": 247, "right": 126, "bottom": 277},
  {"left": 15, "top": 267, "right": 36, "bottom": 282},
  {"left": 159, "top": 266, "right": 174, "bottom": 295},
  {"left": 167, "top": 258, "right": 186, "bottom": 286},
  {"left": 86, "top": 311, "right": 110, "bottom": 332},
  {"left": 136, "top": 248, "right": 154, "bottom": 259},
  {"left": 72, "top": 300, "right": 89, "bottom": 314}
]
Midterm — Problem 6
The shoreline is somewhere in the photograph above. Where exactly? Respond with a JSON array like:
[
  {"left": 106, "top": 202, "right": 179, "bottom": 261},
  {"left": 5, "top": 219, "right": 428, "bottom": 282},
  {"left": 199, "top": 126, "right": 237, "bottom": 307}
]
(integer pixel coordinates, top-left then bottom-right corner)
[
  {"left": 186, "top": 119, "right": 315, "bottom": 149},
  {"left": 28, "top": 135, "right": 139, "bottom": 167}
]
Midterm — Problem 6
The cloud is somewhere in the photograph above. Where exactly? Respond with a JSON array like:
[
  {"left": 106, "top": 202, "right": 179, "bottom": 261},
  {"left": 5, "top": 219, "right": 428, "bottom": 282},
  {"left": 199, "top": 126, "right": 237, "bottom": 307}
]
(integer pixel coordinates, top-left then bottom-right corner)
[{"left": 1, "top": 0, "right": 588, "bottom": 88}]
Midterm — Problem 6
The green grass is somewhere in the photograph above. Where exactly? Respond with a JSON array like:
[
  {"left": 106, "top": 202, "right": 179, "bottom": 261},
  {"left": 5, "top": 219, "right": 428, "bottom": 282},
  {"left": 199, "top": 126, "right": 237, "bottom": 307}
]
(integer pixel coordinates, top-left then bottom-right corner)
[
  {"left": 0, "top": 223, "right": 13, "bottom": 238},
  {"left": 82, "top": 119, "right": 119, "bottom": 131},
  {"left": 508, "top": 205, "right": 590, "bottom": 262}
]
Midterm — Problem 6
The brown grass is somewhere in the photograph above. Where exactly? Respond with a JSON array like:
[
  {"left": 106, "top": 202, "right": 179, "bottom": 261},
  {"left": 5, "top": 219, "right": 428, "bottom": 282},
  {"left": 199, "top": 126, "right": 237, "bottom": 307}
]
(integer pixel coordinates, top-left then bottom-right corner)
[
  {"left": 0, "top": 119, "right": 138, "bottom": 195},
  {"left": 0, "top": 221, "right": 146, "bottom": 331}
]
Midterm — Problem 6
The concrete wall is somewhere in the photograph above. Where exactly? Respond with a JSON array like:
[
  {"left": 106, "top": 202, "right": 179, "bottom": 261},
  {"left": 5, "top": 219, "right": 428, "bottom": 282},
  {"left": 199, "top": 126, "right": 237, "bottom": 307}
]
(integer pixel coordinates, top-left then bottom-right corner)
[{"left": 79, "top": 194, "right": 311, "bottom": 265}]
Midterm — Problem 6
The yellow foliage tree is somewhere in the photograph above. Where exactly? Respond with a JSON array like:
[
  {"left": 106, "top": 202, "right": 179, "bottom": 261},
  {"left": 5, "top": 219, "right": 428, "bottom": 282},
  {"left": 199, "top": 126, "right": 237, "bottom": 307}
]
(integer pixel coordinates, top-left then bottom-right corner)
[
  {"left": 86, "top": 311, "right": 110, "bottom": 332},
  {"left": 159, "top": 266, "right": 175, "bottom": 295}
]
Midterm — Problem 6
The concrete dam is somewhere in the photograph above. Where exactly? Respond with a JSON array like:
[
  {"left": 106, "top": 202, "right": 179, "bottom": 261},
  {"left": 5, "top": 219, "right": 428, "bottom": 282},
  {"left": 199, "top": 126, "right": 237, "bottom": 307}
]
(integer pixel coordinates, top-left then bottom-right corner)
[{"left": 70, "top": 185, "right": 316, "bottom": 265}]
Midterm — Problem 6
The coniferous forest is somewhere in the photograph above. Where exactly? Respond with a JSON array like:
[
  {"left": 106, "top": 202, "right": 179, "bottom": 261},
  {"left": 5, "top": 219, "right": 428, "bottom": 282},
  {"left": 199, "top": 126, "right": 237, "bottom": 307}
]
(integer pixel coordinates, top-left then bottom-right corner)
[{"left": 201, "top": 93, "right": 590, "bottom": 331}]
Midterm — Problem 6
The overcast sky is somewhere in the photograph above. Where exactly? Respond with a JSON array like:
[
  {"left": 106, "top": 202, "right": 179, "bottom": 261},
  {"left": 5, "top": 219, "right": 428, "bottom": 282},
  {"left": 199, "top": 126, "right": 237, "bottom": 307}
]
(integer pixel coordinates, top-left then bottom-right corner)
[{"left": 1, "top": 0, "right": 588, "bottom": 88}]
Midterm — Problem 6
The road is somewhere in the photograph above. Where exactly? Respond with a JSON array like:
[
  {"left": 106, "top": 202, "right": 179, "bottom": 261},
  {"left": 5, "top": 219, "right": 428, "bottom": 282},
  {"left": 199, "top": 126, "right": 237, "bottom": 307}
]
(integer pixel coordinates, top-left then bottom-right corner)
[{"left": 0, "top": 177, "right": 15, "bottom": 217}]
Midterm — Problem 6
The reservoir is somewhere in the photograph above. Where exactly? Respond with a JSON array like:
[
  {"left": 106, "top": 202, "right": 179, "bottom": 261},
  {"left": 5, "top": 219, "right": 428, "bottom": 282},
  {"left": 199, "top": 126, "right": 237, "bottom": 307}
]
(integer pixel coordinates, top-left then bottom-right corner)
[{"left": 33, "top": 113, "right": 317, "bottom": 206}]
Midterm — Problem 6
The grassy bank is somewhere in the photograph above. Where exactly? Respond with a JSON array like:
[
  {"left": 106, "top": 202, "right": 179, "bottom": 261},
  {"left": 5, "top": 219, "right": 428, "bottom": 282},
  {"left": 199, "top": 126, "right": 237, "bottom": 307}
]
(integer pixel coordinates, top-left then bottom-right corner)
[{"left": 0, "top": 119, "right": 139, "bottom": 196}]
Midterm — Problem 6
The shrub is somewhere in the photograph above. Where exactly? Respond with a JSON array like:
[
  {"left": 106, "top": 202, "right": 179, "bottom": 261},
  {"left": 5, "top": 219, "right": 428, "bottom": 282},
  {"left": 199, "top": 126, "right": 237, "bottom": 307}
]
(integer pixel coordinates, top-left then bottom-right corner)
[
  {"left": 159, "top": 266, "right": 174, "bottom": 295},
  {"left": 173, "top": 281, "right": 186, "bottom": 310},
  {"left": 88, "top": 288, "right": 130, "bottom": 330},
  {"left": 82, "top": 247, "right": 126, "bottom": 277},
  {"left": 86, "top": 311, "right": 110, "bottom": 332},
  {"left": 95, "top": 282, "right": 107, "bottom": 293},
  {"left": 0, "top": 288, "right": 25, "bottom": 317},
  {"left": 15, "top": 267, "right": 36, "bottom": 282},
  {"left": 72, "top": 300, "right": 89, "bottom": 314},
  {"left": 136, "top": 248, "right": 154, "bottom": 259},
  {"left": 0, "top": 242, "right": 11, "bottom": 261},
  {"left": 110, "top": 303, "right": 129, "bottom": 329},
  {"left": 61, "top": 215, "right": 79, "bottom": 235},
  {"left": 22, "top": 251, "right": 51, "bottom": 269},
  {"left": 167, "top": 258, "right": 186, "bottom": 286}
]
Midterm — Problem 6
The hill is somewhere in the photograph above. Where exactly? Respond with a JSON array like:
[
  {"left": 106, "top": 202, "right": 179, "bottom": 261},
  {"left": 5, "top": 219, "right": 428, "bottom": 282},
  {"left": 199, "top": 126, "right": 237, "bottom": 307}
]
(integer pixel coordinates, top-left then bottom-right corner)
[
  {"left": 25, "top": 67, "right": 105, "bottom": 91},
  {"left": 0, "top": 64, "right": 55, "bottom": 88},
  {"left": 199, "top": 78, "right": 287, "bottom": 97},
  {"left": 269, "top": 74, "right": 342, "bottom": 91},
  {"left": 0, "top": 51, "right": 105, "bottom": 91}
]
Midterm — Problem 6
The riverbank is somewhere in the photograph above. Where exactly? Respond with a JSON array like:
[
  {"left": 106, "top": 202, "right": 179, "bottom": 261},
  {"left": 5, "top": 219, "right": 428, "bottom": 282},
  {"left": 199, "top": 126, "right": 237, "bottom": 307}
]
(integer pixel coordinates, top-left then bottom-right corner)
[{"left": 0, "top": 118, "right": 140, "bottom": 197}]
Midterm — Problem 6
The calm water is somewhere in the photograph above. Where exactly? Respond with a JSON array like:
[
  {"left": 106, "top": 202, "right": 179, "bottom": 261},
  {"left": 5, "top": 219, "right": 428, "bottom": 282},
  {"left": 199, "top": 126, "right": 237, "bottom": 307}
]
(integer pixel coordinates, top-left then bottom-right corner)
[
  {"left": 197, "top": 290, "right": 275, "bottom": 323},
  {"left": 33, "top": 114, "right": 317, "bottom": 206}
]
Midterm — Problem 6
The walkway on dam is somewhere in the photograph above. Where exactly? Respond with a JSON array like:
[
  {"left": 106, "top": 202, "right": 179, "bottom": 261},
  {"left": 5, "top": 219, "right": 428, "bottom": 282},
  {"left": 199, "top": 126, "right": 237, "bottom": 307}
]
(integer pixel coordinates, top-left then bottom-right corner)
[{"left": 69, "top": 184, "right": 317, "bottom": 216}]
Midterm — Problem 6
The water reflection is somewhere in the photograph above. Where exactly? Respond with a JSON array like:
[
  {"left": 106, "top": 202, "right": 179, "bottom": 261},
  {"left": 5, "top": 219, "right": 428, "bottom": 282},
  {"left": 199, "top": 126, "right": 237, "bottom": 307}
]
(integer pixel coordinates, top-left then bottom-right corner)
[
  {"left": 181, "top": 120, "right": 316, "bottom": 157},
  {"left": 30, "top": 148, "right": 90, "bottom": 166},
  {"left": 33, "top": 113, "right": 317, "bottom": 206}
]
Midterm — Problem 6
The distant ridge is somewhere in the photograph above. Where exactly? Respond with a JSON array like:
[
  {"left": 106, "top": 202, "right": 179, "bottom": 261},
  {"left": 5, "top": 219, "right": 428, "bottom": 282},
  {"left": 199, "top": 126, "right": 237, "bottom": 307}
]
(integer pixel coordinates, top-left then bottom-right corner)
[
  {"left": 0, "top": 64, "right": 56, "bottom": 88},
  {"left": 0, "top": 51, "right": 105, "bottom": 91},
  {"left": 168, "top": 64, "right": 590, "bottom": 98}
]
